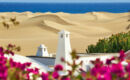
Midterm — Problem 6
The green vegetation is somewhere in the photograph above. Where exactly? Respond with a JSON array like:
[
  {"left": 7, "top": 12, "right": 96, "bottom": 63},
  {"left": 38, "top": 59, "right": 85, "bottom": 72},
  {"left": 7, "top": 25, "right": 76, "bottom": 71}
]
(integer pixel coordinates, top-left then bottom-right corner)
[{"left": 86, "top": 31, "right": 130, "bottom": 53}]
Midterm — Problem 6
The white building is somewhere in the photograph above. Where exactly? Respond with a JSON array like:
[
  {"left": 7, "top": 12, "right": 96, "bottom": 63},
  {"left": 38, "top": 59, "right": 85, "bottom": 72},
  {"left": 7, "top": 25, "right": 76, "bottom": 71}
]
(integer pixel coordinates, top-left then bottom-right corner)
[
  {"left": 27, "top": 30, "right": 125, "bottom": 73},
  {"left": 5, "top": 54, "right": 51, "bottom": 73},
  {"left": 55, "top": 30, "right": 72, "bottom": 70},
  {"left": 36, "top": 44, "right": 50, "bottom": 57},
  {"left": 77, "top": 53, "right": 119, "bottom": 71}
]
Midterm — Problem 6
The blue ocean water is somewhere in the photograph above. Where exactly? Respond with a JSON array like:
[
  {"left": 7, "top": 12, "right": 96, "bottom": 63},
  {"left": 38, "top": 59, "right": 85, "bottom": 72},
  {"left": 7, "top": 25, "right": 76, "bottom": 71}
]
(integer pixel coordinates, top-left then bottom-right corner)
[{"left": 0, "top": 3, "right": 130, "bottom": 13}]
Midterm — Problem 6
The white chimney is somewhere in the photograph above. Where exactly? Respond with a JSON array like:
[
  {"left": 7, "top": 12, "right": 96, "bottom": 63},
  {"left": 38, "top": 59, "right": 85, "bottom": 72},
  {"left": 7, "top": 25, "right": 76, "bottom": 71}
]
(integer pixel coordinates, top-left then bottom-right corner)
[
  {"left": 36, "top": 44, "right": 49, "bottom": 57},
  {"left": 55, "top": 30, "right": 72, "bottom": 70}
]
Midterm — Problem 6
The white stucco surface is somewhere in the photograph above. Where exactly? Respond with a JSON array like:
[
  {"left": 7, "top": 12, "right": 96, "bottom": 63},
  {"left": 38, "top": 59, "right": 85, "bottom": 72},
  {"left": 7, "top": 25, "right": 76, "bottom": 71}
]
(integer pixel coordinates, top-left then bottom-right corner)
[
  {"left": 5, "top": 54, "right": 51, "bottom": 73},
  {"left": 76, "top": 53, "right": 128, "bottom": 71},
  {"left": 36, "top": 44, "right": 50, "bottom": 57},
  {"left": 55, "top": 30, "right": 72, "bottom": 70}
]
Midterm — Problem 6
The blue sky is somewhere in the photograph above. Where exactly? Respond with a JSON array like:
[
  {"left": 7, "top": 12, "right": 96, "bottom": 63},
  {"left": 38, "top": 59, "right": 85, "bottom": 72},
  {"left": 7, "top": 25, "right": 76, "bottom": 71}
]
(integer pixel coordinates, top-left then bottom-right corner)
[{"left": 0, "top": 0, "right": 130, "bottom": 3}]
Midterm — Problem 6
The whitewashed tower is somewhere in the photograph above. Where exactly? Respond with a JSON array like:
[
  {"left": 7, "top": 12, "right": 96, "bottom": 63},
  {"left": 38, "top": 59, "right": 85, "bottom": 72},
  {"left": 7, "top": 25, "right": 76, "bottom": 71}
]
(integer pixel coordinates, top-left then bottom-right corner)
[
  {"left": 36, "top": 44, "right": 49, "bottom": 57},
  {"left": 55, "top": 30, "right": 72, "bottom": 70}
]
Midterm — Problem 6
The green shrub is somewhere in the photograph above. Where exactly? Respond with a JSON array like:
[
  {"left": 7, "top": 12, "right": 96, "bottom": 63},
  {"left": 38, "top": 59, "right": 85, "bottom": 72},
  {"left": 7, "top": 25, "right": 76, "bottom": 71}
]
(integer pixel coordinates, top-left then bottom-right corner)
[{"left": 86, "top": 31, "right": 130, "bottom": 53}]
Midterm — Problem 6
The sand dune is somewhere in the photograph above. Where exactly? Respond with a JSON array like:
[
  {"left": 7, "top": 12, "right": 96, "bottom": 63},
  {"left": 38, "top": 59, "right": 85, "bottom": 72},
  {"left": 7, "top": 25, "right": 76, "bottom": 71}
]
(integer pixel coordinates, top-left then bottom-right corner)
[
  {"left": 0, "top": 12, "right": 129, "bottom": 56},
  {"left": 30, "top": 14, "right": 73, "bottom": 25}
]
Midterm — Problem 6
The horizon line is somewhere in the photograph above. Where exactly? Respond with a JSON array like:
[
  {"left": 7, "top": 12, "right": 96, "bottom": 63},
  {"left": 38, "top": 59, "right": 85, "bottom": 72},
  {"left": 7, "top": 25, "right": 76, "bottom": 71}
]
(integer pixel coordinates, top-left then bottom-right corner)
[{"left": 0, "top": 2, "right": 130, "bottom": 3}]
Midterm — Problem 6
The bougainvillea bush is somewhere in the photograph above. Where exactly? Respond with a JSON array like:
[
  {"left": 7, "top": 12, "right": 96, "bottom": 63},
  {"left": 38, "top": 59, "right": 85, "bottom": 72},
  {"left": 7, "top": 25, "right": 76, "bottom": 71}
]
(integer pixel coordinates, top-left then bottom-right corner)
[{"left": 1, "top": 44, "right": 130, "bottom": 80}]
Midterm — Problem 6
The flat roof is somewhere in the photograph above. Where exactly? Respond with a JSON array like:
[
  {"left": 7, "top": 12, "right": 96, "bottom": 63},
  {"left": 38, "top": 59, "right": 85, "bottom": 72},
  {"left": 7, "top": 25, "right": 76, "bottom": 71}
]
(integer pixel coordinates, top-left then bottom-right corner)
[{"left": 27, "top": 56, "right": 55, "bottom": 59}]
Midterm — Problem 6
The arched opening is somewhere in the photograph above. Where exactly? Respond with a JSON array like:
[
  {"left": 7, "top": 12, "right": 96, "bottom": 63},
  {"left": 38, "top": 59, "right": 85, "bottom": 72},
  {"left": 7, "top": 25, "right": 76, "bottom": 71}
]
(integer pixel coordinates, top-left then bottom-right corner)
[
  {"left": 44, "top": 48, "right": 46, "bottom": 52},
  {"left": 66, "top": 34, "right": 68, "bottom": 38},
  {"left": 39, "top": 48, "right": 42, "bottom": 51},
  {"left": 61, "top": 34, "right": 63, "bottom": 38}
]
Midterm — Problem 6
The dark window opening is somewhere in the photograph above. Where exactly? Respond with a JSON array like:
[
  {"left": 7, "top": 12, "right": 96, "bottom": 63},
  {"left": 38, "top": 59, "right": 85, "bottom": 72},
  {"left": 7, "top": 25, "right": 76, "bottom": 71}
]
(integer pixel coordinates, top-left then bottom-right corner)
[
  {"left": 66, "top": 34, "right": 68, "bottom": 38},
  {"left": 44, "top": 48, "right": 46, "bottom": 52},
  {"left": 61, "top": 34, "right": 63, "bottom": 38}
]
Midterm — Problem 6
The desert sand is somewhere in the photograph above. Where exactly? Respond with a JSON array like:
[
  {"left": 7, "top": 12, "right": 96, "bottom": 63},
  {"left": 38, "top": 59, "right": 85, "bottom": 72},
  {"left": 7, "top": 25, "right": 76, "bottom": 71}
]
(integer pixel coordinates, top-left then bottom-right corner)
[{"left": 0, "top": 12, "right": 129, "bottom": 56}]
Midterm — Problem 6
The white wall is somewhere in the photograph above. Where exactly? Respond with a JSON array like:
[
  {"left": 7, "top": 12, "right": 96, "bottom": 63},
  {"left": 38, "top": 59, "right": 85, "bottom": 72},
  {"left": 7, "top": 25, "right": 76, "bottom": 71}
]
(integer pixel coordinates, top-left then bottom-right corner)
[
  {"left": 55, "top": 30, "right": 72, "bottom": 70},
  {"left": 77, "top": 54, "right": 119, "bottom": 71}
]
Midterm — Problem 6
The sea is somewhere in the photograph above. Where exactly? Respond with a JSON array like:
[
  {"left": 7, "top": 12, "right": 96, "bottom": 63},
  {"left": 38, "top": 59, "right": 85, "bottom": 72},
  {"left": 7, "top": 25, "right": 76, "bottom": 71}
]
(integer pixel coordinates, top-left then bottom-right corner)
[{"left": 0, "top": 2, "right": 130, "bottom": 13}]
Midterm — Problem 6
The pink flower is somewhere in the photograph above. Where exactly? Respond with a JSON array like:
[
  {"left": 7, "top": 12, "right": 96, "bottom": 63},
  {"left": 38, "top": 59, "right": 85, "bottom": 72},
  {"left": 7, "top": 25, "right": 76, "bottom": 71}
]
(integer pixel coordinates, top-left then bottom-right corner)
[
  {"left": 97, "top": 73, "right": 111, "bottom": 80},
  {"left": 25, "top": 62, "right": 31, "bottom": 67},
  {"left": 111, "top": 63, "right": 124, "bottom": 77},
  {"left": 9, "top": 58, "right": 17, "bottom": 68},
  {"left": 110, "top": 57, "right": 115, "bottom": 61},
  {"left": 81, "top": 72, "right": 86, "bottom": 78},
  {"left": 26, "top": 68, "right": 39, "bottom": 74},
  {"left": 99, "top": 66, "right": 110, "bottom": 75},
  {"left": 41, "top": 72, "right": 48, "bottom": 80},
  {"left": 61, "top": 76, "right": 70, "bottom": 80},
  {"left": 0, "top": 56, "right": 7, "bottom": 65},
  {"left": 33, "top": 68, "right": 39, "bottom": 74},
  {"left": 54, "top": 64, "right": 63, "bottom": 71},
  {"left": 10, "top": 51, "right": 14, "bottom": 56},
  {"left": 52, "top": 71, "right": 59, "bottom": 79},
  {"left": 5, "top": 50, "right": 14, "bottom": 56},
  {"left": 125, "top": 63, "right": 130, "bottom": 72},
  {"left": 26, "top": 68, "right": 34, "bottom": 73},
  {"left": 91, "top": 67, "right": 99, "bottom": 76},
  {"left": 8, "top": 44, "right": 14, "bottom": 48},
  {"left": 0, "top": 47, "right": 4, "bottom": 56},
  {"left": 0, "top": 52, "right": 4, "bottom": 56},
  {"left": 86, "top": 78, "right": 92, "bottom": 80},
  {"left": 119, "top": 50, "right": 125, "bottom": 62},
  {"left": 106, "top": 59, "right": 111, "bottom": 65},
  {"left": 0, "top": 56, "right": 7, "bottom": 80},
  {"left": 61, "top": 57, "right": 65, "bottom": 62},
  {"left": 26, "top": 73, "right": 30, "bottom": 80},
  {"left": 0, "top": 47, "right": 3, "bottom": 52}
]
